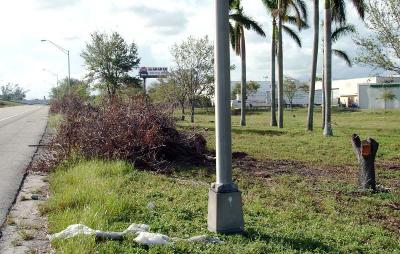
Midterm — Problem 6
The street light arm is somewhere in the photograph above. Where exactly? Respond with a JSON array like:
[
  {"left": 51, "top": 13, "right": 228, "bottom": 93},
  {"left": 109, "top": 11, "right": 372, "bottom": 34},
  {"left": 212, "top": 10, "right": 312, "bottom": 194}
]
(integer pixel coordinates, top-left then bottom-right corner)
[
  {"left": 41, "top": 40, "right": 69, "bottom": 55},
  {"left": 42, "top": 68, "right": 58, "bottom": 77}
]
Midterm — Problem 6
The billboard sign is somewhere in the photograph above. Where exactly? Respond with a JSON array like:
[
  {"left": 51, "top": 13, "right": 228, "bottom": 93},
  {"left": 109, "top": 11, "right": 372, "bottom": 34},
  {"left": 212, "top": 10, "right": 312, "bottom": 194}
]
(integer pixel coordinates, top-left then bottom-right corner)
[{"left": 139, "top": 67, "right": 168, "bottom": 78}]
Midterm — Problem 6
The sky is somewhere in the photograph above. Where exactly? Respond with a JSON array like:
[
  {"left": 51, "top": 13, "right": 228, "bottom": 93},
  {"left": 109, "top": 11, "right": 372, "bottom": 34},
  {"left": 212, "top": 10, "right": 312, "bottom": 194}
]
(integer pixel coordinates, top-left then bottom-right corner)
[{"left": 0, "top": 0, "right": 387, "bottom": 99}]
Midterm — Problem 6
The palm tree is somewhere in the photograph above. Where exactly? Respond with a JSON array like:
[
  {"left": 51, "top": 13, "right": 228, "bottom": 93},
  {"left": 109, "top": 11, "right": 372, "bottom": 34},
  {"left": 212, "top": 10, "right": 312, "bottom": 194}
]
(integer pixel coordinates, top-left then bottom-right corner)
[
  {"left": 323, "top": 0, "right": 364, "bottom": 136},
  {"left": 320, "top": 23, "right": 356, "bottom": 126},
  {"left": 261, "top": 0, "right": 308, "bottom": 127},
  {"left": 229, "top": 0, "right": 266, "bottom": 126},
  {"left": 306, "top": 0, "right": 319, "bottom": 131},
  {"left": 306, "top": 0, "right": 364, "bottom": 133}
]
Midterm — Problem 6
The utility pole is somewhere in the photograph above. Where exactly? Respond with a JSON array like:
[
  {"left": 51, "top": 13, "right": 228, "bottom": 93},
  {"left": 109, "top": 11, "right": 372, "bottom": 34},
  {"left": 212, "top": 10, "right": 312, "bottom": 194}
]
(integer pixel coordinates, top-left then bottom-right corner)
[
  {"left": 208, "top": 0, "right": 244, "bottom": 234},
  {"left": 41, "top": 39, "right": 71, "bottom": 91}
]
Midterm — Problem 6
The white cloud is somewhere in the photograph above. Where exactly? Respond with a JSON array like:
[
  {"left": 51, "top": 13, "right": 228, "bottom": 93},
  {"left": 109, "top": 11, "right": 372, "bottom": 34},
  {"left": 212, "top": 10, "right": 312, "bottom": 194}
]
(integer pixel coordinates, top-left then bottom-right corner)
[{"left": 0, "top": 0, "right": 377, "bottom": 99}]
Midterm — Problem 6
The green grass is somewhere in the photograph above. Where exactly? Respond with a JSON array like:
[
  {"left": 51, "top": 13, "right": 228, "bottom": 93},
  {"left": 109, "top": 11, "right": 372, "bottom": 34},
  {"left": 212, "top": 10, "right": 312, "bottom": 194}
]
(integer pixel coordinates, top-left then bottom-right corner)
[
  {"left": 178, "top": 108, "right": 400, "bottom": 166},
  {"left": 0, "top": 100, "right": 21, "bottom": 108},
  {"left": 46, "top": 109, "right": 400, "bottom": 253}
]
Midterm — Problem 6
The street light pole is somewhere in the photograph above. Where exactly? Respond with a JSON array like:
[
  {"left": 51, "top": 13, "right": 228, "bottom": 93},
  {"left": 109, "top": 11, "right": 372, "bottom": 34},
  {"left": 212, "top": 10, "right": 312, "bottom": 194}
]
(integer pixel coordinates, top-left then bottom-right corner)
[
  {"left": 208, "top": 0, "right": 244, "bottom": 234},
  {"left": 41, "top": 39, "right": 71, "bottom": 90}
]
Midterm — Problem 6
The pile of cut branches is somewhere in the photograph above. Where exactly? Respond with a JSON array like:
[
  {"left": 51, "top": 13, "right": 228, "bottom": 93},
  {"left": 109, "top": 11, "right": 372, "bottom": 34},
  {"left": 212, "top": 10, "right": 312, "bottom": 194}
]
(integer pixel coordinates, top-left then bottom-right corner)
[{"left": 33, "top": 94, "right": 207, "bottom": 173}]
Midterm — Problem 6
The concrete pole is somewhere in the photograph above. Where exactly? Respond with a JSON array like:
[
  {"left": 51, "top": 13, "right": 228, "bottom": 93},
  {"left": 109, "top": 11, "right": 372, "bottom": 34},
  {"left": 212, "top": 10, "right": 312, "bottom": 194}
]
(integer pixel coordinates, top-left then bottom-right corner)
[
  {"left": 208, "top": 0, "right": 244, "bottom": 234},
  {"left": 215, "top": 0, "right": 232, "bottom": 186}
]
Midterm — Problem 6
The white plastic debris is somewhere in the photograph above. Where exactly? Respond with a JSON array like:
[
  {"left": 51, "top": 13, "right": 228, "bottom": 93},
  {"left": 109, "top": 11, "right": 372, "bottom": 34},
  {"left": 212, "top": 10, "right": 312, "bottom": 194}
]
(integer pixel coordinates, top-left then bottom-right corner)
[
  {"left": 188, "top": 235, "right": 223, "bottom": 244},
  {"left": 49, "top": 223, "right": 222, "bottom": 247},
  {"left": 48, "top": 224, "right": 97, "bottom": 241},
  {"left": 147, "top": 202, "right": 156, "bottom": 210},
  {"left": 122, "top": 223, "right": 150, "bottom": 235},
  {"left": 134, "top": 232, "right": 169, "bottom": 246}
]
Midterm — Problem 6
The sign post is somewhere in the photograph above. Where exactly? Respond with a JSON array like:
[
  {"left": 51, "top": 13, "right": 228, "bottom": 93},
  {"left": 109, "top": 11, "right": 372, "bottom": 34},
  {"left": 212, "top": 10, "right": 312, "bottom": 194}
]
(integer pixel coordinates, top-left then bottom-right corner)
[
  {"left": 139, "top": 67, "right": 168, "bottom": 94},
  {"left": 208, "top": 0, "right": 244, "bottom": 234}
]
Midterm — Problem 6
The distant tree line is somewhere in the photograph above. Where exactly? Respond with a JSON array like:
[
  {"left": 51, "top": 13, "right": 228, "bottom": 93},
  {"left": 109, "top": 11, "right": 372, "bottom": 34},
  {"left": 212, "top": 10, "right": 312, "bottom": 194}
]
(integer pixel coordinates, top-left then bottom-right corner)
[{"left": 0, "top": 83, "right": 27, "bottom": 101}]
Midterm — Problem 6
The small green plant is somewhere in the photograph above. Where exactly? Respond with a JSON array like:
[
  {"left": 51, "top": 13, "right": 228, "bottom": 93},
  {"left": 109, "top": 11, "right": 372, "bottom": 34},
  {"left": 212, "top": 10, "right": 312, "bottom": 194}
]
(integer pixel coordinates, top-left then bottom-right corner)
[
  {"left": 11, "top": 238, "right": 22, "bottom": 247},
  {"left": 18, "top": 230, "right": 35, "bottom": 241}
]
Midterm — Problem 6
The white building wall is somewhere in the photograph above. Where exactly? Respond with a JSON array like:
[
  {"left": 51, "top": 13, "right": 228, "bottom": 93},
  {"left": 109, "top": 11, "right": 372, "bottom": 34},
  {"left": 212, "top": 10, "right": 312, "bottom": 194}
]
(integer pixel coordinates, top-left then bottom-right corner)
[
  {"left": 230, "top": 81, "right": 324, "bottom": 108},
  {"left": 358, "top": 84, "right": 400, "bottom": 109}
]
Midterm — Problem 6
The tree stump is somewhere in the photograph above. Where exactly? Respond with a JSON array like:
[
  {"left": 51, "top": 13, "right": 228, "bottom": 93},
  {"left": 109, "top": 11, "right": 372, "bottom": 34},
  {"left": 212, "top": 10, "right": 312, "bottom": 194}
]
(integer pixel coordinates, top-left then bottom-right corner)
[{"left": 351, "top": 134, "right": 379, "bottom": 191}]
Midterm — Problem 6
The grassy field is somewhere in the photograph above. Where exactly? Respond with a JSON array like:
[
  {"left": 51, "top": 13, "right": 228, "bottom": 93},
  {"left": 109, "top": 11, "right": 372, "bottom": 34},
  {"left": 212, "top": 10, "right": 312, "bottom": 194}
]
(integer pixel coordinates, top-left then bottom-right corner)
[
  {"left": 45, "top": 109, "right": 400, "bottom": 253},
  {"left": 178, "top": 108, "right": 400, "bottom": 165}
]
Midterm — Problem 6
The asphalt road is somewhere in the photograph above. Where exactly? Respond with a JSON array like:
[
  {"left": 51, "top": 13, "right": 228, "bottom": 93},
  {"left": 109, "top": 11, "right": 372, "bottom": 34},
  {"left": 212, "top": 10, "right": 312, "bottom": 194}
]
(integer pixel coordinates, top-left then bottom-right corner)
[{"left": 0, "top": 105, "right": 48, "bottom": 226}]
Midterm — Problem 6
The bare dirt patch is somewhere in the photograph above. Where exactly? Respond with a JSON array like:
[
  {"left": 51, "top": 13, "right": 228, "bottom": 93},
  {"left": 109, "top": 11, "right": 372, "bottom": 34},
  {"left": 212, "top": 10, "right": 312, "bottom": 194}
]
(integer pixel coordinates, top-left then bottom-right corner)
[
  {"left": 231, "top": 152, "right": 355, "bottom": 180},
  {"left": 0, "top": 173, "right": 49, "bottom": 254}
]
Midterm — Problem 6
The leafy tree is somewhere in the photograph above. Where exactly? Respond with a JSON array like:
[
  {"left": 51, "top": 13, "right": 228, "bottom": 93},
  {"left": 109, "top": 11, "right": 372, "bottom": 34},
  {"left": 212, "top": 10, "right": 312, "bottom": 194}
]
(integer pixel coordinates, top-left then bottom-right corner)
[
  {"left": 231, "top": 81, "right": 261, "bottom": 99},
  {"left": 380, "top": 90, "right": 397, "bottom": 109},
  {"left": 0, "top": 83, "right": 27, "bottom": 101},
  {"left": 170, "top": 36, "right": 214, "bottom": 123},
  {"left": 354, "top": 0, "right": 400, "bottom": 75},
  {"left": 230, "top": 0, "right": 266, "bottom": 126},
  {"left": 81, "top": 31, "right": 141, "bottom": 99},
  {"left": 49, "top": 78, "right": 90, "bottom": 100},
  {"left": 283, "top": 76, "right": 305, "bottom": 109},
  {"left": 148, "top": 78, "right": 186, "bottom": 116},
  {"left": 261, "top": 0, "right": 308, "bottom": 127}
]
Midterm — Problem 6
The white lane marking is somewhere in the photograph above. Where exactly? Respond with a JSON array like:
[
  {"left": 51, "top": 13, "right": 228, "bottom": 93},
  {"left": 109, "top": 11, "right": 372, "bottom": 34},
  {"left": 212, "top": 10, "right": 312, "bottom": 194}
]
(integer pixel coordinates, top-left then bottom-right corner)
[{"left": 0, "top": 107, "right": 41, "bottom": 123}]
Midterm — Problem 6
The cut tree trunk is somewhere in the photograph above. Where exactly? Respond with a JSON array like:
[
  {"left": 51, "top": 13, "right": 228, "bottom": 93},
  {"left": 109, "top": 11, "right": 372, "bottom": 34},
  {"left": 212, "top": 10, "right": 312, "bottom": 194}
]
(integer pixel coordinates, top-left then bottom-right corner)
[{"left": 351, "top": 134, "right": 379, "bottom": 191}]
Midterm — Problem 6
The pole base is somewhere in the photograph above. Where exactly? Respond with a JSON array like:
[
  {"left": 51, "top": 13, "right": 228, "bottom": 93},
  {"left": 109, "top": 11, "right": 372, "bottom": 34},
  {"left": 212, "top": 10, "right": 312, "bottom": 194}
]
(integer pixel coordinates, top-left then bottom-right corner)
[{"left": 207, "top": 185, "right": 244, "bottom": 233}]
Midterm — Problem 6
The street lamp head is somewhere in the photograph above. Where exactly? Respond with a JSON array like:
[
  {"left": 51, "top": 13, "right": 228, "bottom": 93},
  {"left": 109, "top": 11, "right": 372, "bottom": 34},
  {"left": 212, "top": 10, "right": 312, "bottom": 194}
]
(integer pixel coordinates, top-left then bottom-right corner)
[{"left": 41, "top": 39, "right": 47, "bottom": 42}]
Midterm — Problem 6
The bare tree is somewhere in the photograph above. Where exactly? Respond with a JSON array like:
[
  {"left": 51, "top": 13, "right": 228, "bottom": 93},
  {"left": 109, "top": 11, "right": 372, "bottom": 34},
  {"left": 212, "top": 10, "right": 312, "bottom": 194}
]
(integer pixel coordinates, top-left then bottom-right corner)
[
  {"left": 170, "top": 36, "right": 214, "bottom": 123},
  {"left": 354, "top": 0, "right": 400, "bottom": 74}
]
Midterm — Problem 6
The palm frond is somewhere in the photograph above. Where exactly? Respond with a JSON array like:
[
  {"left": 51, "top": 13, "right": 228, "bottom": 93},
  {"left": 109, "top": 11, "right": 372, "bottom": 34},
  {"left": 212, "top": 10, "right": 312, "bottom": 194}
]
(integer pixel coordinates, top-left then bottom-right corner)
[
  {"left": 282, "top": 25, "right": 302, "bottom": 48},
  {"left": 331, "top": 24, "right": 356, "bottom": 42},
  {"left": 230, "top": 13, "right": 266, "bottom": 37},
  {"left": 290, "top": 0, "right": 308, "bottom": 23},
  {"left": 333, "top": 49, "right": 352, "bottom": 67},
  {"left": 260, "top": 0, "right": 277, "bottom": 14},
  {"left": 332, "top": 0, "right": 346, "bottom": 24},
  {"left": 286, "top": 15, "right": 309, "bottom": 30},
  {"left": 350, "top": 0, "right": 365, "bottom": 20},
  {"left": 229, "top": 22, "right": 237, "bottom": 51}
]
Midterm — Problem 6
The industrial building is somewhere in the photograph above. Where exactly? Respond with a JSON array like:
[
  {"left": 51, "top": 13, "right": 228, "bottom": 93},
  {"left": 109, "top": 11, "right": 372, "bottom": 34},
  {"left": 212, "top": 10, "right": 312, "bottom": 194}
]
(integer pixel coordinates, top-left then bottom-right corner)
[
  {"left": 230, "top": 77, "right": 400, "bottom": 109},
  {"left": 316, "top": 76, "right": 400, "bottom": 109}
]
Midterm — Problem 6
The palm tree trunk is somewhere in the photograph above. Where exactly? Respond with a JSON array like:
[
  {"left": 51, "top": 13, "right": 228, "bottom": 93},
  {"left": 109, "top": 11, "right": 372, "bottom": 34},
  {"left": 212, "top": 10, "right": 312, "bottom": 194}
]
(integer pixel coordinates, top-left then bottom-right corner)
[
  {"left": 323, "top": 1, "right": 333, "bottom": 136},
  {"left": 322, "top": 70, "right": 326, "bottom": 128},
  {"left": 277, "top": 0, "right": 284, "bottom": 128},
  {"left": 240, "top": 29, "right": 247, "bottom": 127},
  {"left": 307, "top": 0, "right": 319, "bottom": 131},
  {"left": 270, "top": 19, "right": 277, "bottom": 127}
]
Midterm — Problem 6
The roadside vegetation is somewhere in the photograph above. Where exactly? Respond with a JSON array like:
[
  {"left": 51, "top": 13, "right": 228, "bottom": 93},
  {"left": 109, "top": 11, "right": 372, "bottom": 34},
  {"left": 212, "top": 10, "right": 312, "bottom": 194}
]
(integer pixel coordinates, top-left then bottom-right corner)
[
  {"left": 41, "top": 88, "right": 400, "bottom": 253},
  {"left": 35, "top": 1, "right": 400, "bottom": 252},
  {"left": 44, "top": 108, "right": 400, "bottom": 253},
  {"left": 0, "top": 100, "right": 21, "bottom": 108}
]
